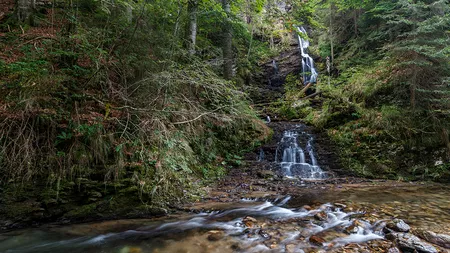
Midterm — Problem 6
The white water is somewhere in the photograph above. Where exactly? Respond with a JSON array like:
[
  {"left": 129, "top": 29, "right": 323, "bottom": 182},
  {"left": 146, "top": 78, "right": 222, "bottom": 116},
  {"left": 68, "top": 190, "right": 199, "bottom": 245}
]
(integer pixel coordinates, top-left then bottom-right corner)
[
  {"left": 1, "top": 198, "right": 384, "bottom": 253},
  {"left": 296, "top": 26, "right": 318, "bottom": 85},
  {"left": 275, "top": 129, "right": 326, "bottom": 179}
]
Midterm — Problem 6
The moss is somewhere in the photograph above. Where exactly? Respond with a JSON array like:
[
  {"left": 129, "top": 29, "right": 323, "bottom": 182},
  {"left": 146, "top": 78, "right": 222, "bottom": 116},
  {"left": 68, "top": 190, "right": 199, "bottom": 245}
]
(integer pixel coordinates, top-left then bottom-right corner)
[{"left": 65, "top": 203, "right": 98, "bottom": 218}]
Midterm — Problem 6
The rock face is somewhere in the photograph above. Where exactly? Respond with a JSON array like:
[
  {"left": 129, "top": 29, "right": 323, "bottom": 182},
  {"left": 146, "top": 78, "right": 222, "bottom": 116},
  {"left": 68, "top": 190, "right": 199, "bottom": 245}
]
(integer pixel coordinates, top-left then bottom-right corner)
[
  {"left": 387, "top": 232, "right": 438, "bottom": 253},
  {"left": 417, "top": 230, "right": 450, "bottom": 249},
  {"left": 251, "top": 45, "right": 302, "bottom": 104}
]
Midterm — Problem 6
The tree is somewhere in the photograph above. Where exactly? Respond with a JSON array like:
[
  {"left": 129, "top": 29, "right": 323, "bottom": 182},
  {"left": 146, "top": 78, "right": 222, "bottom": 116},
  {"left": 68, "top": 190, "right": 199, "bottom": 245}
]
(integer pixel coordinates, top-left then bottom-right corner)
[
  {"left": 381, "top": 0, "right": 450, "bottom": 154},
  {"left": 16, "top": 0, "right": 35, "bottom": 24},
  {"left": 187, "top": 0, "right": 198, "bottom": 55},
  {"left": 222, "top": 0, "right": 233, "bottom": 79},
  {"left": 382, "top": 0, "right": 450, "bottom": 109}
]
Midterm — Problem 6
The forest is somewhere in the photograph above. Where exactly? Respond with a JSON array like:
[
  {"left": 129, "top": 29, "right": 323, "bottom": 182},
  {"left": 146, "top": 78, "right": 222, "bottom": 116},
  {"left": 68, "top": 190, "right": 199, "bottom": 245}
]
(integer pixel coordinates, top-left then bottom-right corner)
[{"left": 0, "top": 0, "right": 450, "bottom": 251}]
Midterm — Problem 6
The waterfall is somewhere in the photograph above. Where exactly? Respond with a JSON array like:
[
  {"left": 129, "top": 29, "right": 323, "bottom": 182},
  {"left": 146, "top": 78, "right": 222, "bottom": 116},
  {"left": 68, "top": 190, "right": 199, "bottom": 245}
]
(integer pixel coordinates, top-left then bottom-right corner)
[
  {"left": 272, "top": 59, "right": 279, "bottom": 75},
  {"left": 257, "top": 148, "right": 265, "bottom": 162},
  {"left": 276, "top": 129, "right": 326, "bottom": 179},
  {"left": 296, "top": 26, "right": 318, "bottom": 85}
]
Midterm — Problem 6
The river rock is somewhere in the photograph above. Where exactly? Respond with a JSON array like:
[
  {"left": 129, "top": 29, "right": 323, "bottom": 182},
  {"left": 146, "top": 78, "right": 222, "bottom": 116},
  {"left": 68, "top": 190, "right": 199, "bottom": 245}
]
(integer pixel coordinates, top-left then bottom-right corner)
[
  {"left": 119, "top": 246, "right": 142, "bottom": 253},
  {"left": 387, "top": 247, "right": 401, "bottom": 253},
  {"left": 258, "top": 229, "right": 272, "bottom": 240},
  {"left": 334, "top": 203, "right": 347, "bottom": 209},
  {"left": 207, "top": 230, "right": 224, "bottom": 241},
  {"left": 314, "top": 211, "right": 328, "bottom": 221},
  {"left": 416, "top": 230, "right": 450, "bottom": 249},
  {"left": 386, "top": 219, "right": 410, "bottom": 232},
  {"left": 257, "top": 170, "right": 275, "bottom": 178},
  {"left": 309, "top": 235, "right": 326, "bottom": 246},
  {"left": 387, "top": 232, "right": 438, "bottom": 253},
  {"left": 243, "top": 216, "right": 257, "bottom": 227}
]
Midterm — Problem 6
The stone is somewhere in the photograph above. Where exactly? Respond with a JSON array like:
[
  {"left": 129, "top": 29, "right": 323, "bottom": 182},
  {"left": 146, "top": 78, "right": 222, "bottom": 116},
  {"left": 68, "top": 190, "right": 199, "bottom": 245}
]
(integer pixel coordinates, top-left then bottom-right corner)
[
  {"left": 302, "top": 205, "right": 312, "bottom": 211},
  {"left": 309, "top": 235, "right": 326, "bottom": 246},
  {"left": 243, "top": 216, "right": 257, "bottom": 227},
  {"left": 334, "top": 203, "right": 347, "bottom": 209},
  {"left": 285, "top": 244, "right": 296, "bottom": 253},
  {"left": 119, "top": 246, "right": 142, "bottom": 253},
  {"left": 207, "top": 230, "right": 224, "bottom": 241},
  {"left": 387, "top": 247, "right": 401, "bottom": 253},
  {"left": 258, "top": 229, "right": 271, "bottom": 240},
  {"left": 314, "top": 211, "right": 327, "bottom": 221},
  {"left": 387, "top": 232, "right": 438, "bottom": 253},
  {"left": 416, "top": 230, "right": 450, "bottom": 249},
  {"left": 386, "top": 219, "right": 410, "bottom": 232},
  {"left": 257, "top": 170, "right": 275, "bottom": 178}
]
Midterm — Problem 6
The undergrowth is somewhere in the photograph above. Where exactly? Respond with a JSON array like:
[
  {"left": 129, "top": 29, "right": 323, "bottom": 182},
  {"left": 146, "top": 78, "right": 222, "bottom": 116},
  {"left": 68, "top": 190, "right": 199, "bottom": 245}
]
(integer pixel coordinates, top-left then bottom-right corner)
[{"left": 0, "top": 0, "right": 271, "bottom": 216}]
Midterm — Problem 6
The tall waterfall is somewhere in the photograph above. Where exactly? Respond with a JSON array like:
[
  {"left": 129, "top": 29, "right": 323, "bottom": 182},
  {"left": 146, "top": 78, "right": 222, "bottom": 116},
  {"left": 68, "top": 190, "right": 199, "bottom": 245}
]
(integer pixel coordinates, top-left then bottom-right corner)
[
  {"left": 275, "top": 129, "right": 326, "bottom": 179},
  {"left": 296, "top": 26, "right": 318, "bottom": 85}
]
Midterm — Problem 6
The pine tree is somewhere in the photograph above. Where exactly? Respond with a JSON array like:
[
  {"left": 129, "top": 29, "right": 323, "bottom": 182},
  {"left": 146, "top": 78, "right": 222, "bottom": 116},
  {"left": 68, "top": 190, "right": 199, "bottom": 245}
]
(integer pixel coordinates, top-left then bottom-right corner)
[{"left": 382, "top": 0, "right": 450, "bottom": 153}]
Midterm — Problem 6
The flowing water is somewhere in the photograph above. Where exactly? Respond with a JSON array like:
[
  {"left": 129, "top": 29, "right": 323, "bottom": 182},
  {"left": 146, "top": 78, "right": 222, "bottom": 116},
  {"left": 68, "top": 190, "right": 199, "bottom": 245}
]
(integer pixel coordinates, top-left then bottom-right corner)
[
  {"left": 1, "top": 126, "right": 449, "bottom": 252},
  {"left": 275, "top": 129, "right": 326, "bottom": 179},
  {"left": 296, "top": 26, "right": 318, "bottom": 85},
  {"left": 2, "top": 184, "right": 450, "bottom": 253}
]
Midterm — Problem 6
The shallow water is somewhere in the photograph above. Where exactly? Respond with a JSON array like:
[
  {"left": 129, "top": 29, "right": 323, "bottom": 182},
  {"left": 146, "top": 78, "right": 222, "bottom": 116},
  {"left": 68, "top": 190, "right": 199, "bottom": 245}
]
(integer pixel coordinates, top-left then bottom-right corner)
[{"left": 1, "top": 183, "right": 449, "bottom": 253}]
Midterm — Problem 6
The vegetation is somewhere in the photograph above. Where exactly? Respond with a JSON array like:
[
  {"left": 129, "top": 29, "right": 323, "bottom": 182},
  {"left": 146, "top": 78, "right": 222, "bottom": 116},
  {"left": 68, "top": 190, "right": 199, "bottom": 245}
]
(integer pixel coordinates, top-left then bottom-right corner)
[
  {"left": 1, "top": 0, "right": 449, "bottom": 227},
  {"left": 0, "top": 0, "right": 281, "bottom": 224},
  {"left": 282, "top": 0, "right": 450, "bottom": 181}
]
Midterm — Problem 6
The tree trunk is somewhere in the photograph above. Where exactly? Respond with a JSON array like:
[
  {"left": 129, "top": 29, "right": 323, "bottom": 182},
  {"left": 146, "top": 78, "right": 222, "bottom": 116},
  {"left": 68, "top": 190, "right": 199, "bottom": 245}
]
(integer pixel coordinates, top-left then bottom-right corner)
[
  {"left": 17, "top": 0, "right": 35, "bottom": 23},
  {"left": 222, "top": 0, "right": 233, "bottom": 80},
  {"left": 187, "top": 0, "right": 198, "bottom": 55},
  {"left": 329, "top": 2, "right": 334, "bottom": 66}
]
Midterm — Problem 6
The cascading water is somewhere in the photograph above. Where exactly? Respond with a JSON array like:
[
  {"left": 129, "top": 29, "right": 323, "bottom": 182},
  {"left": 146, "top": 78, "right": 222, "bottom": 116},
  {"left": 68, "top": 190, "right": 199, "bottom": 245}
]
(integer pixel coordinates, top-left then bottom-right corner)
[
  {"left": 296, "top": 26, "right": 318, "bottom": 85},
  {"left": 1, "top": 198, "right": 385, "bottom": 253},
  {"left": 275, "top": 128, "right": 326, "bottom": 179},
  {"left": 272, "top": 59, "right": 279, "bottom": 75},
  {"left": 257, "top": 148, "right": 265, "bottom": 162}
]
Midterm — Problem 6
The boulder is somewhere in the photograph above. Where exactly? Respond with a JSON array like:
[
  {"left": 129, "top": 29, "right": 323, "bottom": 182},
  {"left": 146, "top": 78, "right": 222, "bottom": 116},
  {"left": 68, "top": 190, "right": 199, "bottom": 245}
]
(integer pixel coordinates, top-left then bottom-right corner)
[
  {"left": 207, "top": 230, "right": 224, "bottom": 241},
  {"left": 386, "top": 219, "right": 410, "bottom": 232},
  {"left": 416, "top": 230, "right": 450, "bottom": 249},
  {"left": 387, "top": 232, "right": 438, "bottom": 253}
]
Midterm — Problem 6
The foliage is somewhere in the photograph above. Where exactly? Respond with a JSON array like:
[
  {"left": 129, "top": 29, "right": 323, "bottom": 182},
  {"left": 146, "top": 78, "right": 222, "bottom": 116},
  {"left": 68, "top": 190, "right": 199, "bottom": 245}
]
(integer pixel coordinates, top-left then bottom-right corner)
[{"left": 0, "top": 0, "right": 272, "bottom": 210}]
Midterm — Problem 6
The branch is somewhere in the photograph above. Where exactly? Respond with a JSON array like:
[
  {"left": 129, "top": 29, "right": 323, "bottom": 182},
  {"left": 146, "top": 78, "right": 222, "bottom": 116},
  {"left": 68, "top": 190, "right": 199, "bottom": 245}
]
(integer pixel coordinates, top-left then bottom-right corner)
[{"left": 172, "top": 106, "right": 227, "bottom": 125}]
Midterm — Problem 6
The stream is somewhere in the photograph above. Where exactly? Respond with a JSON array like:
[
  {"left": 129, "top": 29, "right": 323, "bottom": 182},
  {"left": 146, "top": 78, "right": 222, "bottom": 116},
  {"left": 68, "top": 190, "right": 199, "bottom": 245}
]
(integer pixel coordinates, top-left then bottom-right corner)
[
  {"left": 1, "top": 184, "right": 450, "bottom": 253},
  {"left": 1, "top": 124, "right": 450, "bottom": 253}
]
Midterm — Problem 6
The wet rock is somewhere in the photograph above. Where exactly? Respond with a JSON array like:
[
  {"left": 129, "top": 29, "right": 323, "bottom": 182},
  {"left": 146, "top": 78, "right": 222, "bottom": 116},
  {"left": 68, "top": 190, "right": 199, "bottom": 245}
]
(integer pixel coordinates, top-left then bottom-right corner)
[
  {"left": 243, "top": 216, "right": 257, "bottom": 227},
  {"left": 334, "top": 203, "right": 347, "bottom": 209},
  {"left": 386, "top": 219, "right": 410, "bottom": 232},
  {"left": 309, "top": 235, "right": 326, "bottom": 246},
  {"left": 314, "top": 211, "right": 327, "bottom": 221},
  {"left": 345, "top": 222, "right": 359, "bottom": 234},
  {"left": 119, "top": 246, "right": 142, "bottom": 253},
  {"left": 302, "top": 205, "right": 312, "bottom": 211},
  {"left": 285, "top": 244, "right": 296, "bottom": 253},
  {"left": 416, "top": 230, "right": 450, "bottom": 249},
  {"left": 207, "top": 230, "right": 224, "bottom": 241},
  {"left": 257, "top": 170, "right": 275, "bottom": 179},
  {"left": 387, "top": 247, "right": 401, "bottom": 253},
  {"left": 387, "top": 232, "right": 438, "bottom": 253},
  {"left": 258, "top": 229, "right": 272, "bottom": 240}
]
